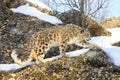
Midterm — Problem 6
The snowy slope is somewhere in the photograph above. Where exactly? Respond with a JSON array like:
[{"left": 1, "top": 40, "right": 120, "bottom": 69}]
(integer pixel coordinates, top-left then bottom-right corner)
[
  {"left": 89, "top": 28, "right": 120, "bottom": 66},
  {"left": 11, "top": 4, "right": 62, "bottom": 25},
  {"left": 0, "top": 63, "right": 32, "bottom": 71},
  {"left": 103, "top": 47, "right": 120, "bottom": 66},
  {"left": 89, "top": 28, "right": 120, "bottom": 48}
]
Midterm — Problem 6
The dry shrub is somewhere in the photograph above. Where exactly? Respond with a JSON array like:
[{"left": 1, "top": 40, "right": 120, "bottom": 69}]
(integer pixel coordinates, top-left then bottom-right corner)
[
  {"left": 88, "top": 20, "right": 111, "bottom": 37},
  {"left": 100, "top": 17, "right": 120, "bottom": 29},
  {"left": 112, "top": 41, "right": 120, "bottom": 47}
]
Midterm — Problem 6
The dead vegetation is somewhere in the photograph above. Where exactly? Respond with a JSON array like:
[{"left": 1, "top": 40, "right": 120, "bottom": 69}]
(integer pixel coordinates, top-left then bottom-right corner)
[
  {"left": 112, "top": 41, "right": 120, "bottom": 47},
  {"left": 100, "top": 17, "right": 120, "bottom": 29}
]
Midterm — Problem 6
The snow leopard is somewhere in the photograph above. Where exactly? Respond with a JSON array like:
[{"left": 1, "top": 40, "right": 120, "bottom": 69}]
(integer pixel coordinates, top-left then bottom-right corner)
[{"left": 11, "top": 24, "right": 96, "bottom": 66}]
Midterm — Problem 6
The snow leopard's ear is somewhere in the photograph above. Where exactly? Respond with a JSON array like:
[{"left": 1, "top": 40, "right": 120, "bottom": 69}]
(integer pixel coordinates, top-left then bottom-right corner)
[{"left": 80, "top": 29, "right": 85, "bottom": 33}]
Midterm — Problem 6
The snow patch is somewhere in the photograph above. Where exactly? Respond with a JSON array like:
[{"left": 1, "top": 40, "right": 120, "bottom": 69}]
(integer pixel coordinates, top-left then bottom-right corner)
[
  {"left": 11, "top": 4, "right": 62, "bottom": 25},
  {"left": 89, "top": 27, "right": 120, "bottom": 66},
  {"left": 47, "top": 49, "right": 89, "bottom": 61},
  {"left": 102, "top": 47, "right": 120, "bottom": 66},
  {"left": 0, "top": 62, "right": 34, "bottom": 71},
  {"left": 66, "top": 49, "right": 89, "bottom": 57}
]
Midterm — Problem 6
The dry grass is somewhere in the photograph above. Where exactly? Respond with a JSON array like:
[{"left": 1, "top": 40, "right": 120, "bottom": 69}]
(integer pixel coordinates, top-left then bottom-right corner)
[
  {"left": 88, "top": 19, "right": 111, "bottom": 37},
  {"left": 112, "top": 41, "right": 120, "bottom": 47},
  {"left": 100, "top": 17, "right": 120, "bottom": 29}
]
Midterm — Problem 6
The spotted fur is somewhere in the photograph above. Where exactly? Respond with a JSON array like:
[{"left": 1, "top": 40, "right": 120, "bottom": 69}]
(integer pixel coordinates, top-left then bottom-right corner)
[{"left": 11, "top": 24, "right": 96, "bottom": 66}]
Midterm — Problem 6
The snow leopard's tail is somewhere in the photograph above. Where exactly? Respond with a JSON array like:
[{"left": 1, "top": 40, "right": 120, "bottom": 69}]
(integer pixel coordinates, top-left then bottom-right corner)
[{"left": 11, "top": 49, "right": 33, "bottom": 66}]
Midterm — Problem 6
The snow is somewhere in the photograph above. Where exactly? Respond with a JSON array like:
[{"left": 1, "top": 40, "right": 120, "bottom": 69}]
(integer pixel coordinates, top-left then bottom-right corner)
[
  {"left": 0, "top": 64, "right": 22, "bottom": 71},
  {"left": 0, "top": 62, "right": 34, "bottom": 71},
  {"left": 89, "top": 28, "right": 120, "bottom": 48},
  {"left": 66, "top": 49, "right": 89, "bottom": 57},
  {"left": 26, "top": 0, "right": 52, "bottom": 11},
  {"left": 0, "top": 49, "right": 89, "bottom": 71},
  {"left": 89, "top": 27, "right": 120, "bottom": 66},
  {"left": 103, "top": 47, "right": 120, "bottom": 66},
  {"left": 11, "top": 4, "right": 62, "bottom": 25},
  {"left": 47, "top": 49, "right": 89, "bottom": 61}
]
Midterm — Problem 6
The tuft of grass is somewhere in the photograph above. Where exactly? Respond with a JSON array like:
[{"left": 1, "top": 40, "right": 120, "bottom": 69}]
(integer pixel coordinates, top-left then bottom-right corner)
[
  {"left": 112, "top": 41, "right": 120, "bottom": 47},
  {"left": 88, "top": 23, "right": 111, "bottom": 37}
]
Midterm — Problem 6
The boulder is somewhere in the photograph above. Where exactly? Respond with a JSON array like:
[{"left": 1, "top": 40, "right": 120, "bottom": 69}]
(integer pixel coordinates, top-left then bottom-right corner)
[{"left": 56, "top": 9, "right": 111, "bottom": 37}]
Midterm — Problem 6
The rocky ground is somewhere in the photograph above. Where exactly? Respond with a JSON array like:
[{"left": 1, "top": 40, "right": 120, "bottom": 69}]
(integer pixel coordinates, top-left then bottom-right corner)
[
  {"left": 0, "top": 1, "right": 120, "bottom": 80},
  {"left": 1, "top": 48, "right": 120, "bottom": 80}
]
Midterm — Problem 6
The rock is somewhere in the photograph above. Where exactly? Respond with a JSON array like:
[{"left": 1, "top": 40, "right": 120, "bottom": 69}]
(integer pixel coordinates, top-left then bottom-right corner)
[
  {"left": 84, "top": 47, "right": 109, "bottom": 67},
  {"left": 0, "top": 1, "right": 54, "bottom": 64},
  {"left": 56, "top": 9, "right": 82, "bottom": 26},
  {"left": 1, "top": 47, "right": 120, "bottom": 80},
  {"left": 0, "top": 1, "right": 13, "bottom": 25},
  {"left": 0, "top": 13, "right": 54, "bottom": 64},
  {"left": 56, "top": 9, "right": 111, "bottom": 37},
  {"left": 3, "top": 0, "right": 26, "bottom": 8}
]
